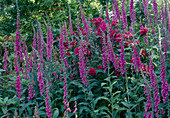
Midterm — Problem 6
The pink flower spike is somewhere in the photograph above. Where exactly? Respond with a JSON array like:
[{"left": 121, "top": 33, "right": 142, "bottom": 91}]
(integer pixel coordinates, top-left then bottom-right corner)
[{"left": 3, "top": 44, "right": 8, "bottom": 70}]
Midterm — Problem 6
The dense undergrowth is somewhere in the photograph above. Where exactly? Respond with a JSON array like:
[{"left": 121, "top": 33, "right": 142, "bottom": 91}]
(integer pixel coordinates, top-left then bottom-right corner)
[{"left": 0, "top": 0, "right": 170, "bottom": 118}]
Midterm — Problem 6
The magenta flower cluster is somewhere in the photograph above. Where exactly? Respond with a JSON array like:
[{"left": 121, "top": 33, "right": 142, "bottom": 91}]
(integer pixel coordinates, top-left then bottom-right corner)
[
  {"left": 79, "top": 0, "right": 89, "bottom": 36},
  {"left": 15, "top": 75, "right": 21, "bottom": 99},
  {"left": 28, "top": 80, "right": 35, "bottom": 101},
  {"left": 46, "top": 25, "right": 54, "bottom": 60},
  {"left": 120, "top": 39, "right": 126, "bottom": 74},
  {"left": 149, "top": 57, "right": 160, "bottom": 116},
  {"left": 3, "top": 44, "right": 8, "bottom": 70},
  {"left": 132, "top": 46, "right": 141, "bottom": 72},
  {"left": 37, "top": 60, "right": 44, "bottom": 96},
  {"left": 113, "top": 0, "right": 120, "bottom": 20},
  {"left": 78, "top": 41, "right": 88, "bottom": 86},
  {"left": 129, "top": 0, "right": 136, "bottom": 23},
  {"left": 160, "top": 56, "right": 169, "bottom": 103},
  {"left": 144, "top": 84, "right": 152, "bottom": 118},
  {"left": 121, "top": 0, "right": 128, "bottom": 29},
  {"left": 45, "top": 88, "right": 51, "bottom": 118}
]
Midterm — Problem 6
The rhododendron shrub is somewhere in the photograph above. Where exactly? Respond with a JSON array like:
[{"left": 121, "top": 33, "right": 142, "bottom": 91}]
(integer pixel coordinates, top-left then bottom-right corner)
[{"left": 0, "top": 0, "right": 170, "bottom": 118}]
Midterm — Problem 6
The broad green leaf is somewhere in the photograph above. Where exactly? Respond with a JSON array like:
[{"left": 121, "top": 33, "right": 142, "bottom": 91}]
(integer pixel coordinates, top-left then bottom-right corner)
[
  {"left": 103, "top": 87, "right": 110, "bottom": 90},
  {"left": 130, "top": 104, "right": 138, "bottom": 110},
  {"left": 79, "top": 106, "right": 91, "bottom": 115},
  {"left": 111, "top": 80, "right": 117, "bottom": 86},
  {"left": 79, "top": 102, "right": 90, "bottom": 107},
  {"left": 112, "top": 104, "right": 119, "bottom": 109},
  {"left": 0, "top": 99, "right": 5, "bottom": 105},
  {"left": 104, "top": 77, "right": 110, "bottom": 81},
  {"left": 121, "top": 102, "right": 131, "bottom": 108},
  {"left": 112, "top": 91, "right": 121, "bottom": 96},
  {"left": 53, "top": 108, "right": 59, "bottom": 118},
  {"left": 94, "top": 96, "right": 110, "bottom": 107},
  {"left": 95, "top": 106, "right": 112, "bottom": 116},
  {"left": 137, "top": 97, "right": 145, "bottom": 103},
  {"left": 101, "top": 82, "right": 107, "bottom": 87},
  {"left": 4, "top": 97, "right": 8, "bottom": 103},
  {"left": 2, "top": 107, "right": 6, "bottom": 114}
]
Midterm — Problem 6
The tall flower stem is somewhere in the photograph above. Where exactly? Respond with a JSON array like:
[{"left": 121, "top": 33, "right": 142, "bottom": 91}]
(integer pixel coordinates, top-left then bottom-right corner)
[
  {"left": 107, "top": 63, "right": 114, "bottom": 117},
  {"left": 125, "top": 73, "right": 129, "bottom": 102}
]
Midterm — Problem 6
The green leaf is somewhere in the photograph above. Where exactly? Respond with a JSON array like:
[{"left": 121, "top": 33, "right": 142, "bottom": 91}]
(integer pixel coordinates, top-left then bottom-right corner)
[
  {"left": 95, "top": 111, "right": 108, "bottom": 116},
  {"left": 94, "top": 96, "right": 110, "bottom": 107},
  {"left": 130, "top": 104, "right": 138, "bottom": 110},
  {"left": 137, "top": 97, "right": 145, "bottom": 103},
  {"left": 112, "top": 91, "right": 121, "bottom": 96},
  {"left": 111, "top": 80, "right": 117, "bottom": 86},
  {"left": 79, "top": 106, "right": 91, "bottom": 115},
  {"left": 126, "top": 110, "right": 132, "bottom": 118},
  {"left": 79, "top": 102, "right": 90, "bottom": 107},
  {"left": 2, "top": 107, "right": 6, "bottom": 114},
  {"left": 0, "top": 99, "right": 5, "bottom": 105},
  {"left": 4, "top": 97, "right": 8, "bottom": 103},
  {"left": 0, "top": 115, "right": 6, "bottom": 118},
  {"left": 104, "top": 77, "right": 110, "bottom": 81},
  {"left": 70, "top": 81, "right": 83, "bottom": 88},
  {"left": 121, "top": 102, "right": 131, "bottom": 108},
  {"left": 53, "top": 108, "right": 59, "bottom": 118},
  {"left": 0, "top": 69, "right": 5, "bottom": 74},
  {"left": 112, "top": 104, "right": 119, "bottom": 109},
  {"left": 95, "top": 106, "right": 112, "bottom": 116},
  {"left": 101, "top": 82, "right": 107, "bottom": 87},
  {"left": 103, "top": 87, "right": 110, "bottom": 90}
]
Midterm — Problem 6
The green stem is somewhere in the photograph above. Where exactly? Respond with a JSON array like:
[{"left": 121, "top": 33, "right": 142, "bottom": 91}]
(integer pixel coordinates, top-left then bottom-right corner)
[
  {"left": 125, "top": 73, "right": 129, "bottom": 102},
  {"left": 108, "top": 64, "right": 114, "bottom": 117}
]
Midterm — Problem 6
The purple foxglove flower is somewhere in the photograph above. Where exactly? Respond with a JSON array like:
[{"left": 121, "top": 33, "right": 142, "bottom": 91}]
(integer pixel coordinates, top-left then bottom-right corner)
[
  {"left": 132, "top": 46, "right": 141, "bottom": 72},
  {"left": 45, "top": 88, "right": 51, "bottom": 118},
  {"left": 38, "top": 22, "right": 45, "bottom": 63},
  {"left": 19, "top": 43, "right": 24, "bottom": 62},
  {"left": 106, "top": 3, "right": 110, "bottom": 23},
  {"left": 37, "top": 31, "right": 40, "bottom": 53},
  {"left": 79, "top": 40, "right": 88, "bottom": 86},
  {"left": 15, "top": 11, "right": 20, "bottom": 54},
  {"left": 37, "top": 60, "right": 44, "bottom": 96},
  {"left": 143, "top": 0, "right": 148, "bottom": 20},
  {"left": 32, "top": 26, "right": 36, "bottom": 62},
  {"left": 121, "top": 0, "right": 128, "bottom": 29},
  {"left": 77, "top": 13, "right": 79, "bottom": 28},
  {"left": 29, "top": 55, "right": 33, "bottom": 72},
  {"left": 120, "top": 38, "right": 126, "bottom": 74},
  {"left": 129, "top": 0, "right": 136, "bottom": 23},
  {"left": 73, "top": 97, "right": 77, "bottom": 113},
  {"left": 46, "top": 25, "right": 53, "bottom": 60},
  {"left": 59, "top": 27, "right": 66, "bottom": 62},
  {"left": 149, "top": 57, "right": 160, "bottom": 116},
  {"left": 113, "top": 0, "right": 120, "bottom": 20},
  {"left": 102, "top": 44, "right": 107, "bottom": 71},
  {"left": 69, "top": 7, "right": 73, "bottom": 36},
  {"left": 63, "top": 73, "right": 68, "bottom": 109},
  {"left": 152, "top": 0, "right": 158, "bottom": 26},
  {"left": 65, "top": 22, "right": 68, "bottom": 39},
  {"left": 168, "top": 16, "right": 170, "bottom": 37},
  {"left": 14, "top": 53, "right": 19, "bottom": 75},
  {"left": 159, "top": 2, "right": 163, "bottom": 21},
  {"left": 79, "top": 0, "right": 89, "bottom": 36},
  {"left": 3, "top": 44, "right": 8, "bottom": 70},
  {"left": 15, "top": 75, "right": 21, "bottom": 99},
  {"left": 59, "top": 27, "right": 70, "bottom": 68},
  {"left": 160, "top": 55, "right": 169, "bottom": 103},
  {"left": 112, "top": 5, "right": 116, "bottom": 20},
  {"left": 23, "top": 41, "right": 29, "bottom": 80},
  {"left": 28, "top": 80, "right": 35, "bottom": 101},
  {"left": 144, "top": 84, "right": 152, "bottom": 118}
]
